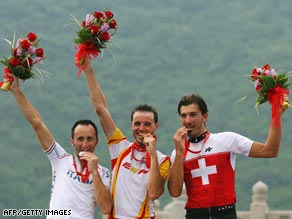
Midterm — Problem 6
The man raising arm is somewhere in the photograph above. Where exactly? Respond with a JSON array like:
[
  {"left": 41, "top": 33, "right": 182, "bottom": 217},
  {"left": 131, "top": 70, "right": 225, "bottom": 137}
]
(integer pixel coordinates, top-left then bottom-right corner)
[
  {"left": 7, "top": 75, "right": 113, "bottom": 218},
  {"left": 82, "top": 58, "right": 170, "bottom": 219}
]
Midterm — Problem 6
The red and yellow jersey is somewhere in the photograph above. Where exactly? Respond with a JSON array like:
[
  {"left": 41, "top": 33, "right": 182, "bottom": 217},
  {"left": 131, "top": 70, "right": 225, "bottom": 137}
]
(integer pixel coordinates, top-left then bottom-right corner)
[{"left": 108, "top": 128, "right": 170, "bottom": 219}]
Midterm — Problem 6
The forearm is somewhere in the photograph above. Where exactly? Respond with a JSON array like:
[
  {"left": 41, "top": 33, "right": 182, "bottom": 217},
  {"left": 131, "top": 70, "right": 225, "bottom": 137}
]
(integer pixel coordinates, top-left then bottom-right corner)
[
  {"left": 249, "top": 119, "right": 282, "bottom": 158},
  {"left": 92, "top": 171, "right": 113, "bottom": 215},
  {"left": 147, "top": 154, "right": 165, "bottom": 200},
  {"left": 83, "top": 61, "right": 116, "bottom": 137},
  {"left": 266, "top": 123, "right": 281, "bottom": 153},
  {"left": 167, "top": 154, "right": 184, "bottom": 197},
  {"left": 12, "top": 88, "right": 41, "bottom": 124},
  {"left": 83, "top": 62, "right": 108, "bottom": 113},
  {"left": 11, "top": 88, "right": 54, "bottom": 150}
]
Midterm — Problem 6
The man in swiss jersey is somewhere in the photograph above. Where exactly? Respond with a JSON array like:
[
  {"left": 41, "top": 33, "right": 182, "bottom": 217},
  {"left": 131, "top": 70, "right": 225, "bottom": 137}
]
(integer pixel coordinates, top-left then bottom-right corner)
[{"left": 167, "top": 94, "right": 289, "bottom": 219}]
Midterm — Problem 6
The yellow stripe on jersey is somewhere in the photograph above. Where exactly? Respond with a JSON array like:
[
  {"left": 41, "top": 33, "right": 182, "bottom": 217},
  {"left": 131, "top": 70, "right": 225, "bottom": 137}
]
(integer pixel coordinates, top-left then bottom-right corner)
[
  {"left": 137, "top": 195, "right": 150, "bottom": 218},
  {"left": 160, "top": 158, "right": 171, "bottom": 180},
  {"left": 107, "top": 127, "right": 126, "bottom": 146}
]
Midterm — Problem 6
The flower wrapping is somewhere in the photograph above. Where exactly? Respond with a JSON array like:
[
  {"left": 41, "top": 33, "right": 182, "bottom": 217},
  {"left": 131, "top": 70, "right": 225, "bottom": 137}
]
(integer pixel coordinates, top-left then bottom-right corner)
[
  {"left": 250, "top": 64, "right": 291, "bottom": 128},
  {"left": 72, "top": 10, "right": 118, "bottom": 76},
  {"left": 0, "top": 32, "right": 46, "bottom": 91}
]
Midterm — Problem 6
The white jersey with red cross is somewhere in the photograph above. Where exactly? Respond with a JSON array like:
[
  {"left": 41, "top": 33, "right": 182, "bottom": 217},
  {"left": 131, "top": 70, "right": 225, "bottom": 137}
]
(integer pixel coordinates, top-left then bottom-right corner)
[{"left": 170, "top": 132, "right": 253, "bottom": 208}]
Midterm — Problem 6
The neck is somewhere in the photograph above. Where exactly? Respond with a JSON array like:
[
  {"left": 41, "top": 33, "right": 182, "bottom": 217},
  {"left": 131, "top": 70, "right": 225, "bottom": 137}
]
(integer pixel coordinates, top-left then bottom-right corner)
[
  {"left": 189, "top": 131, "right": 208, "bottom": 143},
  {"left": 133, "top": 141, "right": 147, "bottom": 151}
]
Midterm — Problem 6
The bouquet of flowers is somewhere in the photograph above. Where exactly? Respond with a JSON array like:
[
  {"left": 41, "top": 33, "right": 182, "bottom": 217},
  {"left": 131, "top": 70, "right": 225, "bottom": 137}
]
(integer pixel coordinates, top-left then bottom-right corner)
[
  {"left": 0, "top": 32, "right": 47, "bottom": 91},
  {"left": 72, "top": 10, "right": 118, "bottom": 76},
  {"left": 245, "top": 64, "right": 291, "bottom": 127}
]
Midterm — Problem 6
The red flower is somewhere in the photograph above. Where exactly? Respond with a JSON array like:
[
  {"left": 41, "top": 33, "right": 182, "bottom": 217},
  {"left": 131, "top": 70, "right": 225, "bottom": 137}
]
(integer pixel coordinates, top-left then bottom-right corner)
[
  {"left": 27, "top": 32, "right": 37, "bottom": 42},
  {"left": 4, "top": 67, "right": 11, "bottom": 74},
  {"left": 105, "top": 10, "right": 114, "bottom": 18},
  {"left": 251, "top": 68, "right": 259, "bottom": 80},
  {"left": 24, "top": 57, "right": 33, "bottom": 67},
  {"left": 9, "top": 57, "right": 22, "bottom": 66},
  {"left": 100, "top": 32, "right": 110, "bottom": 41},
  {"left": 20, "top": 39, "right": 31, "bottom": 50},
  {"left": 85, "top": 40, "right": 95, "bottom": 50},
  {"left": 90, "top": 25, "right": 99, "bottom": 34},
  {"left": 94, "top": 11, "right": 104, "bottom": 19},
  {"left": 35, "top": 48, "right": 44, "bottom": 57},
  {"left": 109, "top": 19, "right": 117, "bottom": 29},
  {"left": 13, "top": 48, "right": 18, "bottom": 56},
  {"left": 262, "top": 64, "right": 270, "bottom": 71},
  {"left": 255, "top": 84, "right": 262, "bottom": 91}
]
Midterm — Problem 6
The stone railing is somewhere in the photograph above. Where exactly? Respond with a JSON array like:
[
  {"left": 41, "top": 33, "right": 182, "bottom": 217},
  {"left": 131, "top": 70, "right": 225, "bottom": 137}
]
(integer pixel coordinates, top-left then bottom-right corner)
[
  {"left": 102, "top": 181, "right": 292, "bottom": 219},
  {"left": 155, "top": 181, "right": 292, "bottom": 219}
]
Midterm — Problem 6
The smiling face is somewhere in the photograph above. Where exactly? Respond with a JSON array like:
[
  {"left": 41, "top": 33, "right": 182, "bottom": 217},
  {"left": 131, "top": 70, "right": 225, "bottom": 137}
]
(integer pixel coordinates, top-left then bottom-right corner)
[
  {"left": 131, "top": 111, "right": 158, "bottom": 146},
  {"left": 179, "top": 103, "right": 208, "bottom": 138},
  {"left": 70, "top": 124, "right": 98, "bottom": 155}
]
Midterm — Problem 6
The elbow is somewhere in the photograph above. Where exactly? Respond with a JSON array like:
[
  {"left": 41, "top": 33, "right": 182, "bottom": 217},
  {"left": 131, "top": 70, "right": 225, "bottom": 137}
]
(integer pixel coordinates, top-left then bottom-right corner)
[
  {"left": 100, "top": 203, "right": 113, "bottom": 215},
  {"left": 266, "top": 147, "right": 280, "bottom": 158},
  {"left": 31, "top": 120, "right": 45, "bottom": 132},
  {"left": 168, "top": 189, "right": 182, "bottom": 198},
  {"left": 268, "top": 151, "right": 279, "bottom": 158},
  {"left": 167, "top": 184, "right": 182, "bottom": 198},
  {"left": 167, "top": 180, "right": 182, "bottom": 198},
  {"left": 149, "top": 188, "right": 164, "bottom": 200}
]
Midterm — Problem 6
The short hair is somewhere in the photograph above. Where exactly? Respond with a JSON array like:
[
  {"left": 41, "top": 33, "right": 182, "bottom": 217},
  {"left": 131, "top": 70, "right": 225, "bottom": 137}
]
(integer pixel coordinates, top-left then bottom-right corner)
[
  {"left": 177, "top": 94, "right": 208, "bottom": 115},
  {"left": 71, "top": 119, "right": 98, "bottom": 138},
  {"left": 130, "top": 104, "right": 158, "bottom": 124}
]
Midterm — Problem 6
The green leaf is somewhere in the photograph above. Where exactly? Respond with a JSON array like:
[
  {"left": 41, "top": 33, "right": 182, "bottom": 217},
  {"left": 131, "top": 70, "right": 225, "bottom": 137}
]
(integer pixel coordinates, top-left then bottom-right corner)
[
  {"left": 276, "top": 73, "right": 288, "bottom": 86},
  {"left": 256, "top": 95, "right": 268, "bottom": 105},
  {"left": 261, "top": 76, "right": 276, "bottom": 89},
  {"left": 76, "top": 29, "right": 92, "bottom": 43},
  {"left": 13, "top": 65, "right": 26, "bottom": 77}
]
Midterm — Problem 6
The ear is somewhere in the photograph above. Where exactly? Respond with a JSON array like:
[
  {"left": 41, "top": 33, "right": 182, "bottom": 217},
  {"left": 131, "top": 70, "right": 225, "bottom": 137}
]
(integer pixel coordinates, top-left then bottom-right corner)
[
  {"left": 69, "top": 138, "right": 74, "bottom": 147},
  {"left": 203, "top": 113, "right": 208, "bottom": 122},
  {"left": 155, "top": 121, "right": 159, "bottom": 129}
]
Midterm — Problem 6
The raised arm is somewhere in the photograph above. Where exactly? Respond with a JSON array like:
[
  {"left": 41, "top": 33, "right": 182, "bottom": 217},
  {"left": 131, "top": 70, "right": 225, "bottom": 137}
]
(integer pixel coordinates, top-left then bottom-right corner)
[
  {"left": 83, "top": 58, "right": 116, "bottom": 138},
  {"left": 249, "top": 98, "right": 290, "bottom": 158},
  {"left": 9, "top": 76, "right": 54, "bottom": 151}
]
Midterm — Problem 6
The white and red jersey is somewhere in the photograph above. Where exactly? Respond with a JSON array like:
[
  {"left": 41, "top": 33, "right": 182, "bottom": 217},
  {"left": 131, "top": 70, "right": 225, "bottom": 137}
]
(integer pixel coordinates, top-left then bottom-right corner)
[
  {"left": 170, "top": 132, "right": 253, "bottom": 209},
  {"left": 45, "top": 141, "right": 111, "bottom": 219},
  {"left": 107, "top": 128, "right": 170, "bottom": 219}
]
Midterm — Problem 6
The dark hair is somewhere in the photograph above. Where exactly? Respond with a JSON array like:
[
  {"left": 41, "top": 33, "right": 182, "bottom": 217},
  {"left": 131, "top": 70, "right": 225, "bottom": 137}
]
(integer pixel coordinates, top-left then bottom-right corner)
[
  {"left": 71, "top": 119, "right": 98, "bottom": 138},
  {"left": 177, "top": 94, "right": 208, "bottom": 115},
  {"left": 130, "top": 104, "right": 158, "bottom": 123}
]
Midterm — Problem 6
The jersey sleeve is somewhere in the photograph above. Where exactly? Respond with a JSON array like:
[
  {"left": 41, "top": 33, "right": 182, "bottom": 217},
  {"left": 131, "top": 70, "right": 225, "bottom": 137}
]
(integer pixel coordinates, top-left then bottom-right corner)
[
  {"left": 44, "top": 141, "right": 69, "bottom": 163},
  {"left": 99, "top": 165, "right": 111, "bottom": 190}
]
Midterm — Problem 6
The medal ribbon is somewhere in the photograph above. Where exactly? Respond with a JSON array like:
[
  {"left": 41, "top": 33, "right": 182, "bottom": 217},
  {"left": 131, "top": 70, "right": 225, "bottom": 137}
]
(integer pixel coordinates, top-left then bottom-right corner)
[{"left": 73, "top": 156, "right": 90, "bottom": 183}]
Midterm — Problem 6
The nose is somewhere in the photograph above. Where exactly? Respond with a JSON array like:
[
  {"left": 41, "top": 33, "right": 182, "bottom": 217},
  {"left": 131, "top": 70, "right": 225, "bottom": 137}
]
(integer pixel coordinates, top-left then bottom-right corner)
[
  {"left": 138, "top": 124, "right": 147, "bottom": 131},
  {"left": 185, "top": 115, "right": 192, "bottom": 124},
  {"left": 81, "top": 140, "right": 90, "bottom": 148}
]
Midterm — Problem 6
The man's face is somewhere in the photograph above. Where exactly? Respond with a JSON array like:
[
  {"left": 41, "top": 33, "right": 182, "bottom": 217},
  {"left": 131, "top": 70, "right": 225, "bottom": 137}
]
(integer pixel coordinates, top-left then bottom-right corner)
[
  {"left": 70, "top": 124, "right": 98, "bottom": 155},
  {"left": 179, "top": 103, "right": 208, "bottom": 138},
  {"left": 131, "top": 111, "right": 158, "bottom": 146}
]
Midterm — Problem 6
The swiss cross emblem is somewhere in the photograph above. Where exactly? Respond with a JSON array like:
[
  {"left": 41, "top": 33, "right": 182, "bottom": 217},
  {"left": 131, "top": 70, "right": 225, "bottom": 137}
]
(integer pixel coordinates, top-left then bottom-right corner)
[{"left": 191, "top": 158, "right": 217, "bottom": 185}]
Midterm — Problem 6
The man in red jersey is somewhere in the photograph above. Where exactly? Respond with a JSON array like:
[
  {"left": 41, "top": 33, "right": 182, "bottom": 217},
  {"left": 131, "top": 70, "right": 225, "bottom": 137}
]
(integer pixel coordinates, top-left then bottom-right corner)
[{"left": 168, "top": 94, "right": 289, "bottom": 219}]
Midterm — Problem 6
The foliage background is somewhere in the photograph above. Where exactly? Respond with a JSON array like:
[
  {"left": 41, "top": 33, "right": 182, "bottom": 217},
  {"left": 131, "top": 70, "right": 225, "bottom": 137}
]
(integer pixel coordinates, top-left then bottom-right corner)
[{"left": 0, "top": 0, "right": 291, "bottom": 218}]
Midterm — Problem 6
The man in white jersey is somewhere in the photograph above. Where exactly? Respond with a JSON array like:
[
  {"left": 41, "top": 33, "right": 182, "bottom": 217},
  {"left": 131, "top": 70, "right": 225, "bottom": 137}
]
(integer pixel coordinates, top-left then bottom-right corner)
[
  {"left": 82, "top": 58, "right": 170, "bottom": 219},
  {"left": 168, "top": 94, "right": 289, "bottom": 219},
  {"left": 6, "top": 75, "right": 113, "bottom": 219}
]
